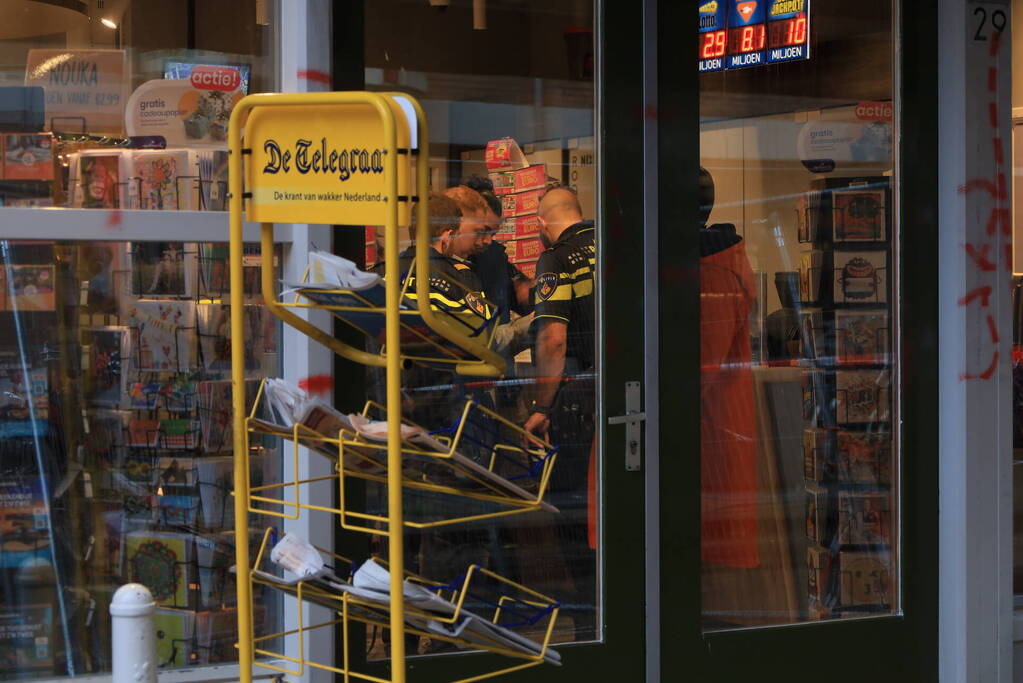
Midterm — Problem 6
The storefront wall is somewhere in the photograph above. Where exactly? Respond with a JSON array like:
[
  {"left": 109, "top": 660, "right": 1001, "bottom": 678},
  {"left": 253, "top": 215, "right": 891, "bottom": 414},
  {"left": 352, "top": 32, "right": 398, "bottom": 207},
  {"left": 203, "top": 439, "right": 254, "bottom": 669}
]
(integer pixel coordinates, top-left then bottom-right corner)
[
  {"left": 0, "top": 0, "right": 1019, "bottom": 681},
  {"left": 938, "top": 1, "right": 1013, "bottom": 681}
]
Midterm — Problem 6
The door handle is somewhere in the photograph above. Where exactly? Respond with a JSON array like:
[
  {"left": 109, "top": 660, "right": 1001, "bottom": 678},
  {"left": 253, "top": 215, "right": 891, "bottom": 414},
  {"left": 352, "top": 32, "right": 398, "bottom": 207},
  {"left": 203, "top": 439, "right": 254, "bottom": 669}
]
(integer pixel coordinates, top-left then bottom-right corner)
[
  {"left": 607, "top": 412, "right": 647, "bottom": 425},
  {"left": 608, "top": 381, "right": 644, "bottom": 471}
]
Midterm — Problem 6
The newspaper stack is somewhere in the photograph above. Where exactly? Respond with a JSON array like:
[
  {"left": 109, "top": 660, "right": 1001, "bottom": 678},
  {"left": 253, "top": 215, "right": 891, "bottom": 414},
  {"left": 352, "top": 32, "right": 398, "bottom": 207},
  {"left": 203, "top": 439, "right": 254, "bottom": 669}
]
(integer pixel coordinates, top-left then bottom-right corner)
[
  {"left": 253, "top": 378, "right": 556, "bottom": 510},
  {"left": 254, "top": 533, "right": 561, "bottom": 665}
]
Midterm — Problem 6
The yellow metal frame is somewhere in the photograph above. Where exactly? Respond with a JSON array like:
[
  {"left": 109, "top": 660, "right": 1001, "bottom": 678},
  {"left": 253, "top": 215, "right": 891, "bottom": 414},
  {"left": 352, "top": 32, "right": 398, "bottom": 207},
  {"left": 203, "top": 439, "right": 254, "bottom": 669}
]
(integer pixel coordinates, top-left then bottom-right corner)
[
  {"left": 242, "top": 379, "right": 558, "bottom": 529},
  {"left": 280, "top": 263, "right": 503, "bottom": 371},
  {"left": 246, "top": 528, "right": 561, "bottom": 683},
  {"left": 229, "top": 92, "right": 545, "bottom": 683}
]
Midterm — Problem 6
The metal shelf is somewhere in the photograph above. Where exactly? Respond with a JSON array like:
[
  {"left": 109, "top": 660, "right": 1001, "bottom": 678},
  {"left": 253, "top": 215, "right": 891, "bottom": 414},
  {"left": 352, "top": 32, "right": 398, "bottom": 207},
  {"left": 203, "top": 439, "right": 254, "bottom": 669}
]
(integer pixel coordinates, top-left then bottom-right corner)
[{"left": 0, "top": 207, "right": 290, "bottom": 243}]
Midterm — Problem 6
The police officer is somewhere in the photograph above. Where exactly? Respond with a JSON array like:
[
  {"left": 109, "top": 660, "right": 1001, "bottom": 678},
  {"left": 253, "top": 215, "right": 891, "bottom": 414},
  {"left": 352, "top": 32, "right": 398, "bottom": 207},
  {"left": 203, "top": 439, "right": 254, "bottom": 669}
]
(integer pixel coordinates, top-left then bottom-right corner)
[
  {"left": 522, "top": 186, "right": 596, "bottom": 639},
  {"left": 462, "top": 175, "right": 534, "bottom": 323},
  {"left": 523, "top": 187, "right": 595, "bottom": 445},
  {"left": 400, "top": 192, "right": 490, "bottom": 331},
  {"left": 368, "top": 194, "right": 490, "bottom": 423}
]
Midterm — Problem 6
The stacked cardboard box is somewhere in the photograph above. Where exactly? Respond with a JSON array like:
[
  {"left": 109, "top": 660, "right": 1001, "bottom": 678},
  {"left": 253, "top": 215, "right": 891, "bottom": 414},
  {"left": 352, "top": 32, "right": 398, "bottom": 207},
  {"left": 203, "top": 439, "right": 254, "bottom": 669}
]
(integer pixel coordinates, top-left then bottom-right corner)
[{"left": 486, "top": 138, "right": 547, "bottom": 279}]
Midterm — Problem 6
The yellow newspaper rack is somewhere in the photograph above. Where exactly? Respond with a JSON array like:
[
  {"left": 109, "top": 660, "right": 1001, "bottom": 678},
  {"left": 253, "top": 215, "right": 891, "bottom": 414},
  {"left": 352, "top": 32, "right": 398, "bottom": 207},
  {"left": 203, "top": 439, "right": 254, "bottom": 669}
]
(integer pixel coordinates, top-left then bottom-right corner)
[
  {"left": 242, "top": 90, "right": 507, "bottom": 380},
  {"left": 242, "top": 379, "right": 559, "bottom": 529},
  {"left": 230, "top": 92, "right": 535, "bottom": 683},
  {"left": 278, "top": 263, "right": 502, "bottom": 372},
  {"left": 246, "top": 528, "right": 562, "bottom": 683}
]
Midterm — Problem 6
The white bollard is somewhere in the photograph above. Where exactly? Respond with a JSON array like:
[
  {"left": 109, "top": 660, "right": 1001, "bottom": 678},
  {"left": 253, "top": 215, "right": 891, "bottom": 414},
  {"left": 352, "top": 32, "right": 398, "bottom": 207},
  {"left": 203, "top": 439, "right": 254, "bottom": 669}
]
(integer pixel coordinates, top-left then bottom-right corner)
[{"left": 110, "top": 583, "right": 157, "bottom": 683}]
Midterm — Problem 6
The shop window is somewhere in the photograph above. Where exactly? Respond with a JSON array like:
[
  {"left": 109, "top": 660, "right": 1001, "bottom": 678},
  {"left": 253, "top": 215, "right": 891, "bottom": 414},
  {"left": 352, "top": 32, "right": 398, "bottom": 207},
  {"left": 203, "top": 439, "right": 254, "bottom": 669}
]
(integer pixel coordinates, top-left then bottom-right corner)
[
  {"left": 0, "top": 2, "right": 284, "bottom": 678},
  {"left": 0, "top": 239, "right": 282, "bottom": 676},
  {"left": 699, "top": 0, "right": 899, "bottom": 629},
  {"left": 0, "top": 1, "right": 276, "bottom": 212}
]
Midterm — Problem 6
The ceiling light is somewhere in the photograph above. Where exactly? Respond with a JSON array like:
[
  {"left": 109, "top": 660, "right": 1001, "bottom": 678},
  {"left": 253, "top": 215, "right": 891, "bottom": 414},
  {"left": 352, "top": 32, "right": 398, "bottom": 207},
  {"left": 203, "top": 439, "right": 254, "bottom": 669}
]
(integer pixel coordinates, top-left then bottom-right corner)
[{"left": 100, "top": 17, "right": 117, "bottom": 29}]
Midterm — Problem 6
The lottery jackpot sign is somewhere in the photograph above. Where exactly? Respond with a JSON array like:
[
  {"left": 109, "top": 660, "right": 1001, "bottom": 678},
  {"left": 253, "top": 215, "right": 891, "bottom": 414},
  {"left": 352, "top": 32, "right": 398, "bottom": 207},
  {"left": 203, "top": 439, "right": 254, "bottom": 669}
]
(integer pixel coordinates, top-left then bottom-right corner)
[{"left": 698, "top": 0, "right": 810, "bottom": 72}]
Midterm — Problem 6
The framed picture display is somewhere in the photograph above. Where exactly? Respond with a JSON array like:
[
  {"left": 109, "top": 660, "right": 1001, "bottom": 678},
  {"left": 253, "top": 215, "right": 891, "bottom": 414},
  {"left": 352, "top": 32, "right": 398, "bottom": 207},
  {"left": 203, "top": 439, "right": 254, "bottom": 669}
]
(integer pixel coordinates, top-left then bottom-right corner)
[
  {"left": 836, "top": 369, "right": 890, "bottom": 424},
  {"left": 833, "top": 251, "right": 887, "bottom": 304},
  {"left": 835, "top": 430, "right": 892, "bottom": 485},
  {"left": 130, "top": 242, "right": 195, "bottom": 298},
  {"left": 835, "top": 309, "right": 889, "bottom": 364},
  {"left": 839, "top": 550, "right": 892, "bottom": 607},
  {"left": 831, "top": 187, "right": 886, "bottom": 242},
  {"left": 126, "top": 300, "right": 197, "bottom": 372},
  {"left": 837, "top": 491, "right": 891, "bottom": 546}
]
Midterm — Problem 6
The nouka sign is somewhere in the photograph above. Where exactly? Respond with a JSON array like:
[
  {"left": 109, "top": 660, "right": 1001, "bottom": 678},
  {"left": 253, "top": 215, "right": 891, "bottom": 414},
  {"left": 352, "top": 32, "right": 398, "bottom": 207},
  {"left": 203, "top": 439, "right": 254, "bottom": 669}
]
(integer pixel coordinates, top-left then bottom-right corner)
[
  {"left": 244, "top": 100, "right": 413, "bottom": 226},
  {"left": 25, "top": 49, "right": 127, "bottom": 133}
]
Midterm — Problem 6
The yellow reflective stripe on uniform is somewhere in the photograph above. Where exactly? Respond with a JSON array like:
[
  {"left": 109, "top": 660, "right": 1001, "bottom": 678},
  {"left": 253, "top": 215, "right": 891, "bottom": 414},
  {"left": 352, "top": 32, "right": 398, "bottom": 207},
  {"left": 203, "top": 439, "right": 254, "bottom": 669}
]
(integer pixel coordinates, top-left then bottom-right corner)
[
  {"left": 569, "top": 264, "right": 594, "bottom": 280},
  {"left": 572, "top": 278, "right": 594, "bottom": 297},
  {"left": 534, "top": 313, "right": 570, "bottom": 323},
  {"left": 406, "top": 290, "right": 473, "bottom": 312},
  {"left": 542, "top": 283, "right": 573, "bottom": 302}
]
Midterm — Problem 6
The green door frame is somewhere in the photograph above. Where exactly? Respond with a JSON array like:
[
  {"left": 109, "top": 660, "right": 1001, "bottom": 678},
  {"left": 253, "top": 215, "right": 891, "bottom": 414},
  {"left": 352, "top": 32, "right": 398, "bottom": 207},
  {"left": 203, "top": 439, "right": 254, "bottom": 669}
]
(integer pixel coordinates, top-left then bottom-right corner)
[{"left": 656, "top": 0, "right": 940, "bottom": 680}]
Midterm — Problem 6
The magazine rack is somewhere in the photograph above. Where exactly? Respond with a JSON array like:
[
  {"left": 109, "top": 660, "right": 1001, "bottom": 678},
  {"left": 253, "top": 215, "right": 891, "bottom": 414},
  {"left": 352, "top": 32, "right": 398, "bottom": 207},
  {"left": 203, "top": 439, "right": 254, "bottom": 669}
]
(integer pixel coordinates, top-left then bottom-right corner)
[
  {"left": 243, "top": 379, "right": 558, "bottom": 529},
  {"left": 229, "top": 92, "right": 551, "bottom": 683},
  {"left": 246, "top": 528, "right": 561, "bottom": 683},
  {"left": 280, "top": 268, "right": 502, "bottom": 371}
]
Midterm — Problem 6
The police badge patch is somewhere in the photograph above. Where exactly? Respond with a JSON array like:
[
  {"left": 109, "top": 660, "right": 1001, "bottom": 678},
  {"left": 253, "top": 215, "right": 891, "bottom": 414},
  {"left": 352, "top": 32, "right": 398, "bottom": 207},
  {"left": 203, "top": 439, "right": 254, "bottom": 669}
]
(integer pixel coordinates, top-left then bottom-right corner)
[
  {"left": 536, "top": 272, "right": 558, "bottom": 300},
  {"left": 464, "top": 292, "right": 486, "bottom": 316}
]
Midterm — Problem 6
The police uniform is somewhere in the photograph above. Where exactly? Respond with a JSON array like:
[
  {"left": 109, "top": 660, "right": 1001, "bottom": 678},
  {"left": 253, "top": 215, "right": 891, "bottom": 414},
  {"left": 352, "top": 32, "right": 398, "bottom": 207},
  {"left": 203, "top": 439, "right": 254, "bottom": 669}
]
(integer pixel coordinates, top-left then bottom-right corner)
[
  {"left": 369, "top": 248, "right": 497, "bottom": 597},
  {"left": 533, "top": 220, "right": 596, "bottom": 375},
  {"left": 472, "top": 240, "right": 533, "bottom": 324},
  {"left": 530, "top": 219, "right": 597, "bottom": 639},
  {"left": 395, "top": 247, "right": 491, "bottom": 335},
  {"left": 532, "top": 219, "right": 595, "bottom": 495}
]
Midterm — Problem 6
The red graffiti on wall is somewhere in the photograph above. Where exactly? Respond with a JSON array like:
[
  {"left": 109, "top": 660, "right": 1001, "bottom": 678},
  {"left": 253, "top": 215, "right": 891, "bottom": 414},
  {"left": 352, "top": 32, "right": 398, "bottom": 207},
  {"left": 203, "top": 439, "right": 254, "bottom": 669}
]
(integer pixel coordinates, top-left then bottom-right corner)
[{"left": 958, "top": 32, "right": 1008, "bottom": 381}]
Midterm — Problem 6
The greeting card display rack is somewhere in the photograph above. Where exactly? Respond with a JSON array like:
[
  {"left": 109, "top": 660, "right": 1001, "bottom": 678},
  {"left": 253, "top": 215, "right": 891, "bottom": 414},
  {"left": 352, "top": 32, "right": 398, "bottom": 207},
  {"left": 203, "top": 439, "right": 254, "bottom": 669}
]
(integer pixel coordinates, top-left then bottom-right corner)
[
  {"left": 229, "top": 92, "right": 561, "bottom": 683},
  {"left": 796, "top": 175, "right": 895, "bottom": 619}
]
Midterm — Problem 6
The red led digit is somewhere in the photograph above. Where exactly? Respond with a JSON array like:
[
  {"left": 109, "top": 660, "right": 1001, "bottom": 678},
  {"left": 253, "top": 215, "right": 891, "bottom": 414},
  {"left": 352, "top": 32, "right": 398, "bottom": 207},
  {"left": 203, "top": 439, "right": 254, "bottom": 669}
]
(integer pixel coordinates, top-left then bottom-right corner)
[
  {"left": 701, "top": 32, "right": 714, "bottom": 58},
  {"left": 701, "top": 31, "right": 727, "bottom": 59},
  {"left": 741, "top": 26, "right": 754, "bottom": 52},
  {"left": 767, "top": 14, "right": 807, "bottom": 48},
  {"left": 793, "top": 15, "right": 807, "bottom": 43},
  {"left": 754, "top": 24, "right": 765, "bottom": 49}
]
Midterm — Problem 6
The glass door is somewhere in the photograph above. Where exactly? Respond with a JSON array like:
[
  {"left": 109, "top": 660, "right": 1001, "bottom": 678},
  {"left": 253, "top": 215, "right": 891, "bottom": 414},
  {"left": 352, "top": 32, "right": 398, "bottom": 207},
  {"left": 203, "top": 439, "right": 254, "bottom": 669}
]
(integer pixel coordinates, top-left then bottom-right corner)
[
  {"left": 699, "top": 0, "right": 899, "bottom": 630},
  {"left": 655, "top": 0, "right": 938, "bottom": 679},
  {"left": 339, "top": 0, "right": 651, "bottom": 680}
]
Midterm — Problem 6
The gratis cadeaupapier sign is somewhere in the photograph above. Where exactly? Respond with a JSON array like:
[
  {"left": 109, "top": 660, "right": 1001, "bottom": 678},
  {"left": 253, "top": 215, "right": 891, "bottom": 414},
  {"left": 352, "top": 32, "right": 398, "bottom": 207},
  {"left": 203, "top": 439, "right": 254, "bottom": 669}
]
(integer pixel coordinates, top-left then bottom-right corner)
[
  {"left": 243, "top": 98, "right": 414, "bottom": 226},
  {"left": 24, "top": 49, "right": 127, "bottom": 133},
  {"left": 126, "top": 66, "right": 245, "bottom": 146}
]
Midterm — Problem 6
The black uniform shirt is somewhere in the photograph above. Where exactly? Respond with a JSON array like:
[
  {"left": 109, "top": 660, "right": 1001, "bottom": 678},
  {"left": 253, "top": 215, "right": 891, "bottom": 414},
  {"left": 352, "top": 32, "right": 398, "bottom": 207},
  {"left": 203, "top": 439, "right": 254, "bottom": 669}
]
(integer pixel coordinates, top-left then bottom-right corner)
[
  {"left": 533, "top": 220, "right": 596, "bottom": 371},
  {"left": 472, "top": 241, "right": 531, "bottom": 323},
  {"left": 373, "top": 247, "right": 490, "bottom": 334}
]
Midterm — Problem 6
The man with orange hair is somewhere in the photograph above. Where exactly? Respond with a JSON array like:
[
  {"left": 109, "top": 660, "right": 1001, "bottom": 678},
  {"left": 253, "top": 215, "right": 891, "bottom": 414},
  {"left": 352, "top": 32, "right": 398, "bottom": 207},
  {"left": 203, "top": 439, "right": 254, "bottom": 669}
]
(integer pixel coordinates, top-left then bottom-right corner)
[{"left": 441, "top": 185, "right": 489, "bottom": 261}]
